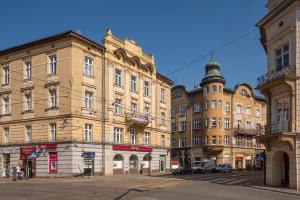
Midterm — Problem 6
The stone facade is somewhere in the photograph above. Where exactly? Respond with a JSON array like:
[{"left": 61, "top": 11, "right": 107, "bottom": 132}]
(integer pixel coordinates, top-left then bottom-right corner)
[
  {"left": 0, "top": 30, "right": 173, "bottom": 177},
  {"left": 256, "top": 0, "right": 300, "bottom": 190},
  {"left": 171, "top": 61, "right": 266, "bottom": 170}
]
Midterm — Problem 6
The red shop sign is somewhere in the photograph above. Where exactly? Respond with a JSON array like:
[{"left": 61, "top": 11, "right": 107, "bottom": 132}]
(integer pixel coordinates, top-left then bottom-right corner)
[
  {"left": 20, "top": 147, "right": 36, "bottom": 160},
  {"left": 38, "top": 143, "right": 57, "bottom": 149},
  {"left": 113, "top": 145, "right": 153, "bottom": 152}
]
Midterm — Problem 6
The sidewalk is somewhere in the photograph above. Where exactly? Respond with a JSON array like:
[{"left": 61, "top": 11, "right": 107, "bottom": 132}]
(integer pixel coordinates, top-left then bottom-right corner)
[{"left": 251, "top": 185, "right": 300, "bottom": 197}]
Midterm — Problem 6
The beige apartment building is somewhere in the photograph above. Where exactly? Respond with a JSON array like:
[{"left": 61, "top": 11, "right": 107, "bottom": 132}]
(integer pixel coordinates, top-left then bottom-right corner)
[
  {"left": 171, "top": 61, "right": 266, "bottom": 170},
  {"left": 256, "top": 0, "right": 300, "bottom": 189},
  {"left": 0, "top": 30, "right": 173, "bottom": 177}
]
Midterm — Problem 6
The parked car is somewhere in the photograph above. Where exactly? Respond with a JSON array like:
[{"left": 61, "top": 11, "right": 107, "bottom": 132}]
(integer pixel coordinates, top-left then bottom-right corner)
[
  {"left": 172, "top": 166, "right": 194, "bottom": 175},
  {"left": 195, "top": 160, "right": 216, "bottom": 173},
  {"left": 211, "top": 164, "right": 232, "bottom": 173},
  {"left": 191, "top": 164, "right": 205, "bottom": 174}
]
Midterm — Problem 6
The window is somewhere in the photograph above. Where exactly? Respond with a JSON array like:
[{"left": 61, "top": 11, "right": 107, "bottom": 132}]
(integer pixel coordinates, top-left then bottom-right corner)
[
  {"left": 211, "top": 117, "right": 217, "bottom": 127},
  {"left": 144, "top": 132, "right": 150, "bottom": 146},
  {"left": 236, "top": 137, "right": 243, "bottom": 147},
  {"left": 224, "top": 118, "right": 230, "bottom": 129},
  {"left": 218, "top": 117, "right": 222, "bottom": 127},
  {"left": 219, "top": 86, "right": 222, "bottom": 93},
  {"left": 219, "top": 100, "right": 222, "bottom": 109},
  {"left": 144, "top": 106, "right": 150, "bottom": 117},
  {"left": 114, "top": 128, "right": 123, "bottom": 143},
  {"left": 130, "top": 129, "right": 137, "bottom": 145},
  {"left": 2, "top": 96, "right": 9, "bottom": 114},
  {"left": 212, "top": 136, "right": 216, "bottom": 144},
  {"left": 25, "top": 125, "right": 32, "bottom": 143},
  {"left": 50, "top": 123, "right": 56, "bottom": 142},
  {"left": 3, "top": 66, "right": 9, "bottom": 84},
  {"left": 131, "top": 103, "right": 137, "bottom": 114},
  {"left": 179, "top": 137, "right": 186, "bottom": 147},
  {"left": 194, "top": 103, "right": 200, "bottom": 112},
  {"left": 179, "top": 105, "right": 186, "bottom": 115},
  {"left": 212, "top": 100, "right": 217, "bottom": 109},
  {"left": 212, "top": 85, "right": 217, "bottom": 92},
  {"left": 205, "top": 136, "right": 209, "bottom": 144},
  {"left": 130, "top": 75, "right": 137, "bottom": 92},
  {"left": 3, "top": 128, "right": 9, "bottom": 143},
  {"left": 49, "top": 55, "right": 57, "bottom": 75},
  {"left": 225, "top": 102, "right": 230, "bottom": 112},
  {"left": 246, "top": 121, "right": 252, "bottom": 130},
  {"left": 171, "top": 139, "right": 176, "bottom": 147},
  {"left": 237, "top": 120, "right": 242, "bottom": 129},
  {"left": 160, "top": 88, "right": 165, "bottom": 103},
  {"left": 179, "top": 121, "right": 186, "bottom": 131},
  {"left": 246, "top": 138, "right": 252, "bottom": 148},
  {"left": 25, "top": 61, "right": 32, "bottom": 80},
  {"left": 219, "top": 135, "right": 222, "bottom": 145},
  {"left": 115, "top": 98, "right": 122, "bottom": 114},
  {"left": 256, "top": 109, "right": 261, "bottom": 118},
  {"left": 171, "top": 122, "right": 176, "bottom": 132},
  {"left": 115, "top": 68, "right": 121, "bottom": 86},
  {"left": 173, "top": 91, "right": 182, "bottom": 98},
  {"left": 25, "top": 93, "right": 32, "bottom": 111},
  {"left": 206, "top": 118, "right": 209, "bottom": 128},
  {"left": 161, "top": 112, "right": 166, "bottom": 125},
  {"left": 224, "top": 135, "right": 230, "bottom": 146},
  {"left": 144, "top": 81, "right": 150, "bottom": 96},
  {"left": 171, "top": 108, "right": 176, "bottom": 117},
  {"left": 241, "top": 89, "right": 248, "bottom": 96},
  {"left": 161, "top": 135, "right": 165, "bottom": 147},
  {"left": 275, "top": 43, "right": 289, "bottom": 71},
  {"left": 193, "top": 120, "right": 201, "bottom": 129},
  {"left": 237, "top": 104, "right": 242, "bottom": 114},
  {"left": 256, "top": 123, "right": 261, "bottom": 131},
  {"left": 84, "top": 57, "right": 93, "bottom": 77},
  {"left": 205, "top": 100, "right": 209, "bottom": 110},
  {"left": 194, "top": 136, "right": 200, "bottom": 146},
  {"left": 50, "top": 89, "right": 57, "bottom": 108},
  {"left": 85, "top": 124, "right": 93, "bottom": 142},
  {"left": 85, "top": 91, "right": 93, "bottom": 109},
  {"left": 246, "top": 107, "right": 251, "bottom": 115}
]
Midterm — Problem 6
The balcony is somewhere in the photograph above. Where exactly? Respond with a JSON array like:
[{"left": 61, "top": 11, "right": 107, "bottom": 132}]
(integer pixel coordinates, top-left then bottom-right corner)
[
  {"left": 264, "top": 121, "right": 289, "bottom": 134},
  {"left": 126, "top": 112, "right": 149, "bottom": 127},
  {"left": 233, "top": 128, "right": 259, "bottom": 136},
  {"left": 257, "top": 66, "right": 297, "bottom": 89}
]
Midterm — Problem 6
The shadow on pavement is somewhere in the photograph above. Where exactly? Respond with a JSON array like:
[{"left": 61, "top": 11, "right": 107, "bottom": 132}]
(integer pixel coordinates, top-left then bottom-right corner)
[{"left": 114, "top": 188, "right": 149, "bottom": 200}]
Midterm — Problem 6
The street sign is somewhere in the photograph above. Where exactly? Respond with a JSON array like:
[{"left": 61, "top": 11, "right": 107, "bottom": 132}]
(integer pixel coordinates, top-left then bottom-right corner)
[
  {"left": 29, "top": 151, "right": 38, "bottom": 158},
  {"left": 256, "top": 153, "right": 265, "bottom": 162},
  {"left": 81, "top": 152, "right": 95, "bottom": 158}
]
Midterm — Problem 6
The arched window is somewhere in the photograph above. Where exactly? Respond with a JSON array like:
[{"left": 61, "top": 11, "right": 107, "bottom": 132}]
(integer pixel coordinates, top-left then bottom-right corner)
[{"left": 129, "top": 155, "right": 138, "bottom": 169}]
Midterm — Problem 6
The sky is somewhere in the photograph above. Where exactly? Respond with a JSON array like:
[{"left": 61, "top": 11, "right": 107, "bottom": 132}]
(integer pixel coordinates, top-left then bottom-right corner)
[{"left": 0, "top": 0, "right": 268, "bottom": 91}]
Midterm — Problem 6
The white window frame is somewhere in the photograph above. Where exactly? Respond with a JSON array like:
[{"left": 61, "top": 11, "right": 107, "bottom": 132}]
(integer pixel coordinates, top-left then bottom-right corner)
[
  {"left": 25, "top": 61, "right": 32, "bottom": 80},
  {"left": 3, "top": 66, "right": 9, "bottom": 84},
  {"left": 211, "top": 117, "right": 217, "bottom": 127},
  {"left": 194, "top": 136, "right": 200, "bottom": 146},
  {"left": 130, "top": 75, "right": 137, "bottom": 92},
  {"left": 160, "top": 88, "right": 165, "bottom": 103},
  {"left": 237, "top": 104, "right": 242, "bottom": 114},
  {"left": 115, "top": 68, "right": 122, "bottom": 86},
  {"left": 193, "top": 119, "right": 201, "bottom": 129},
  {"left": 144, "top": 81, "right": 150, "bottom": 96},
  {"left": 179, "top": 105, "right": 186, "bottom": 115},
  {"left": 50, "top": 123, "right": 57, "bottom": 142},
  {"left": 114, "top": 128, "right": 123, "bottom": 143},
  {"left": 275, "top": 43, "right": 289, "bottom": 70},
  {"left": 179, "top": 121, "right": 186, "bottom": 131},
  {"left": 84, "top": 56, "right": 93, "bottom": 77},
  {"left": 161, "top": 112, "right": 166, "bottom": 125},
  {"left": 50, "top": 89, "right": 57, "bottom": 108},
  {"left": 85, "top": 124, "right": 93, "bottom": 142},
  {"left": 194, "top": 103, "right": 200, "bottom": 112},
  {"left": 224, "top": 118, "right": 230, "bottom": 129},
  {"left": 143, "top": 132, "right": 150, "bottom": 146},
  {"left": 85, "top": 91, "right": 93, "bottom": 109},
  {"left": 26, "top": 125, "right": 32, "bottom": 143},
  {"left": 2, "top": 96, "right": 9, "bottom": 114},
  {"left": 115, "top": 98, "right": 122, "bottom": 115},
  {"left": 225, "top": 102, "right": 230, "bottom": 112},
  {"left": 3, "top": 128, "right": 9, "bottom": 143},
  {"left": 130, "top": 129, "right": 137, "bottom": 145},
  {"left": 25, "top": 93, "right": 32, "bottom": 111},
  {"left": 131, "top": 103, "right": 137, "bottom": 114},
  {"left": 49, "top": 55, "right": 57, "bottom": 75}
]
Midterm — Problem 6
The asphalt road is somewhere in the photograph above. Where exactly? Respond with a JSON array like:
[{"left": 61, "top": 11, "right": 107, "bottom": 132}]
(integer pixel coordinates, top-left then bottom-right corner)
[{"left": 0, "top": 172, "right": 299, "bottom": 200}]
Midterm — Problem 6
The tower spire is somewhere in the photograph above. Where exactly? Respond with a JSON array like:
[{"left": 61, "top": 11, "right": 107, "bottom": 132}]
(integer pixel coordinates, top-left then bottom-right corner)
[{"left": 210, "top": 51, "right": 214, "bottom": 62}]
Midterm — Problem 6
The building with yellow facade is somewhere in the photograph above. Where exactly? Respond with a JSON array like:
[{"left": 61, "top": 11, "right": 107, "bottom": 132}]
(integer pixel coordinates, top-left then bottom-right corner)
[
  {"left": 171, "top": 61, "right": 266, "bottom": 170},
  {"left": 256, "top": 0, "right": 300, "bottom": 189},
  {"left": 0, "top": 29, "right": 173, "bottom": 177}
]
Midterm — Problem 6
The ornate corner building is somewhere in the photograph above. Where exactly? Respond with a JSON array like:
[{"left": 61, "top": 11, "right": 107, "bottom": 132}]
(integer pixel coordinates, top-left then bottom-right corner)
[
  {"left": 0, "top": 29, "right": 173, "bottom": 177},
  {"left": 171, "top": 61, "right": 266, "bottom": 170},
  {"left": 256, "top": 0, "right": 300, "bottom": 189}
]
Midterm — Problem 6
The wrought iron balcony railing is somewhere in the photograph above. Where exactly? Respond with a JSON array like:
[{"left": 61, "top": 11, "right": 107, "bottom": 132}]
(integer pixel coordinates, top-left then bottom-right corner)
[
  {"left": 233, "top": 128, "right": 259, "bottom": 136},
  {"left": 257, "top": 65, "right": 295, "bottom": 87}
]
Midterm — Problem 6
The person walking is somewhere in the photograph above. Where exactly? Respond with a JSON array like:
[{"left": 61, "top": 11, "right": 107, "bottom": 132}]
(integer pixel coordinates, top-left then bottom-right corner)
[
  {"left": 16, "top": 166, "right": 20, "bottom": 180},
  {"left": 12, "top": 166, "right": 17, "bottom": 182}
]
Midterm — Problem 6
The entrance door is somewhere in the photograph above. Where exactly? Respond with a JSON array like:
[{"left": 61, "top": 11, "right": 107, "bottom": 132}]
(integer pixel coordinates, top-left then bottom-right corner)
[
  {"left": 282, "top": 153, "right": 289, "bottom": 186},
  {"left": 84, "top": 158, "right": 94, "bottom": 176},
  {"left": 159, "top": 156, "right": 166, "bottom": 172},
  {"left": 2, "top": 154, "right": 10, "bottom": 178}
]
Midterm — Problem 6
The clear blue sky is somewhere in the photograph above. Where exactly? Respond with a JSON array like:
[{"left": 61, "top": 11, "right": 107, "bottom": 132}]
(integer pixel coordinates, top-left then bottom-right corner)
[{"left": 0, "top": 0, "right": 267, "bottom": 90}]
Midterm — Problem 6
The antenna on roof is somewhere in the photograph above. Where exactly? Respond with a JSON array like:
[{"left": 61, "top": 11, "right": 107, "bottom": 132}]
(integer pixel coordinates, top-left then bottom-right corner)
[{"left": 210, "top": 52, "right": 214, "bottom": 62}]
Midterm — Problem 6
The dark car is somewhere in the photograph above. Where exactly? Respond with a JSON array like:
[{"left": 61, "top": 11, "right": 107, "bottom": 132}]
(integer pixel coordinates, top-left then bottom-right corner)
[
  {"left": 211, "top": 164, "right": 232, "bottom": 173},
  {"left": 172, "top": 166, "right": 194, "bottom": 175}
]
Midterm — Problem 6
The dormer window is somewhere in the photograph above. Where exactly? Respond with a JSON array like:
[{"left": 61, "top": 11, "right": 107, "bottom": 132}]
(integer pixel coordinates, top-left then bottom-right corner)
[{"left": 241, "top": 89, "right": 248, "bottom": 96}]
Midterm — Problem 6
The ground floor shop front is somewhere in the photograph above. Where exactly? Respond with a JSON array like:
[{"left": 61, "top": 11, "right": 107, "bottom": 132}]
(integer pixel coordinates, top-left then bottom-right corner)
[
  {"left": 171, "top": 146, "right": 264, "bottom": 170},
  {"left": 0, "top": 143, "right": 170, "bottom": 178}
]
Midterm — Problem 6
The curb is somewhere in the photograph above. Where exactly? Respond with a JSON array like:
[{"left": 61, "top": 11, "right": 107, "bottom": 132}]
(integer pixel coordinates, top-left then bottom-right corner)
[{"left": 251, "top": 186, "right": 300, "bottom": 197}]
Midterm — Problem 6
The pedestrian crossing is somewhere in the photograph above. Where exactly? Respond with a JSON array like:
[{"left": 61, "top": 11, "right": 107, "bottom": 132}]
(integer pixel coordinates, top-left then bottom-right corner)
[{"left": 201, "top": 177, "right": 253, "bottom": 186}]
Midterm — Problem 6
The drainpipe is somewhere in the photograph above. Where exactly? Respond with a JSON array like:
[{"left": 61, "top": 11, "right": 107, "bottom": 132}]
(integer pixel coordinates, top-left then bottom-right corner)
[
  {"left": 190, "top": 94, "right": 193, "bottom": 166},
  {"left": 101, "top": 52, "right": 106, "bottom": 175}
]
